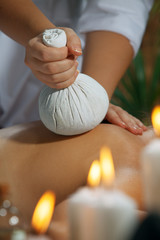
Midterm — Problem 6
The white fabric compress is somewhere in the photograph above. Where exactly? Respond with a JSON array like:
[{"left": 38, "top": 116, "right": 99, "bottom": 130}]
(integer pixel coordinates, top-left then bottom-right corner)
[{"left": 39, "top": 29, "right": 109, "bottom": 135}]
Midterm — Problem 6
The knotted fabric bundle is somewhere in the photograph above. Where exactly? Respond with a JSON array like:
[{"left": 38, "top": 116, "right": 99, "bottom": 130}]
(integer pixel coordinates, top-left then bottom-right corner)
[
  {"left": 39, "top": 29, "right": 109, "bottom": 136},
  {"left": 42, "top": 29, "right": 67, "bottom": 47}
]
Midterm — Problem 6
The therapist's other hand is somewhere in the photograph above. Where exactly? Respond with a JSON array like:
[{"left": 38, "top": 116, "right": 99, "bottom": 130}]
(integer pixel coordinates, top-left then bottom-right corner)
[
  {"left": 25, "top": 27, "right": 82, "bottom": 89},
  {"left": 105, "top": 103, "right": 147, "bottom": 135}
]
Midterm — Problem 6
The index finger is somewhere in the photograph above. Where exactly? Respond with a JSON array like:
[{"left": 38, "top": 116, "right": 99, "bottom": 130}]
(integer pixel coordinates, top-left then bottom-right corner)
[{"left": 29, "top": 38, "right": 68, "bottom": 62}]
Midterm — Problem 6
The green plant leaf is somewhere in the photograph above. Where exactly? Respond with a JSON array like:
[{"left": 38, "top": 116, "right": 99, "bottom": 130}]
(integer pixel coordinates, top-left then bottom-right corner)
[
  {"left": 133, "top": 52, "right": 147, "bottom": 105},
  {"left": 148, "top": 54, "right": 160, "bottom": 108}
]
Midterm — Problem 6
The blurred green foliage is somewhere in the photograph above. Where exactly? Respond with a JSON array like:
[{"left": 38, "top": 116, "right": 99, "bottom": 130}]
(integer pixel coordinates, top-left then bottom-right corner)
[
  {"left": 112, "top": 52, "right": 160, "bottom": 124},
  {"left": 151, "top": 1, "right": 160, "bottom": 14}
]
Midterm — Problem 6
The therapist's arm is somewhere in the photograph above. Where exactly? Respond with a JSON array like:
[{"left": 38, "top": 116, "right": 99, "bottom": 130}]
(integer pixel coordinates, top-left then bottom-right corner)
[
  {"left": 80, "top": 0, "right": 154, "bottom": 98},
  {"left": 80, "top": 0, "right": 153, "bottom": 134},
  {"left": 0, "top": 0, "right": 55, "bottom": 45},
  {"left": 82, "top": 31, "right": 147, "bottom": 134},
  {"left": 0, "top": 0, "right": 82, "bottom": 88},
  {"left": 82, "top": 31, "right": 133, "bottom": 100}
]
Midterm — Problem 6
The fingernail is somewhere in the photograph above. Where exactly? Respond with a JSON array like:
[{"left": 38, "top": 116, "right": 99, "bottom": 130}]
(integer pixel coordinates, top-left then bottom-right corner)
[
  {"left": 75, "top": 70, "right": 80, "bottom": 77},
  {"left": 121, "top": 122, "right": 127, "bottom": 128},
  {"left": 138, "top": 122, "right": 143, "bottom": 127},
  {"left": 132, "top": 126, "right": 143, "bottom": 135},
  {"left": 134, "top": 126, "right": 143, "bottom": 132},
  {"left": 139, "top": 123, "right": 147, "bottom": 129},
  {"left": 73, "top": 48, "right": 82, "bottom": 54},
  {"left": 137, "top": 125, "right": 143, "bottom": 129},
  {"left": 129, "top": 125, "right": 138, "bottom": 130},
  {"left": 133, "top": 126, "right": 138, "bottom": 130},
  {"left": 143, "top": 126, "right": 148, "bottom": 131}
]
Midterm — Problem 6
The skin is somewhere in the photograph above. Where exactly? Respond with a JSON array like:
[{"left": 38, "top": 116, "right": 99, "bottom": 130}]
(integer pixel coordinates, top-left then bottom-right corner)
[
  {"left": 0, "top": 121, "right": 154, "bottom": 226},
  {"left": 82, "top": 31, "right": 148, "bottom": 134},
  {"left": 82, "top": 31, "right": 134, "bottom": 100},
  {"left": 0, "top": 0, "right": 147, "bottom": 134}
]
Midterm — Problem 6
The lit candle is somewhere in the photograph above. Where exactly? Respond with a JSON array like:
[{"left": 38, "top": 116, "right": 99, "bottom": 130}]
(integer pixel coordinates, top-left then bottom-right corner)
[
  {"left": 68, "top": 160, "right": 101, "bottom": 240},
  {"left": 27, "top": 191, "right": 56, "bottom": 240},
  {"left": 100, "top": 146, "right": 115, "bottom": 188},
  {"left": 141, "top": 105, "right": 160, "bottom": 212},
  {"left": 95, "top": 147, "right": 138, "bottom": 240},
  {"left": 68, "top": 147, "right": 138, "bottom": 240}
]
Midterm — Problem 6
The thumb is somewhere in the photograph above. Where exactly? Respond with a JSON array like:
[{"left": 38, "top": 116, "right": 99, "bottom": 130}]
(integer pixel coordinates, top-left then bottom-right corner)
[{"left": 63, "top": 28, "right": 82, "bottom": 56}]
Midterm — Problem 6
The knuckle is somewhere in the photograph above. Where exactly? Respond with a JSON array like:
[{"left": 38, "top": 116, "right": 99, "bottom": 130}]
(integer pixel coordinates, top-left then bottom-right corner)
[
  {"left": 28, "top": 38, "right": 34, "bottom": 47},
  {"left": 39, "top": 49, "right": 49, "bottom": 61},
  {"left": 60, "top": 71, "right": 72, "bottom": 82},
  {"left": 128, "top": 120, "right": 134, "bottom": 125},
  {"left": 50, "top": 74, "right": 56, "bottom": 82},
  {"left": 55, "top": 79, "right": 72, "bottom": 90},
  {"left": 59, "top": 49, "right": 68, "bottom": 59},
  {"left": 45, "top": 63, "right": 56, "bottom": 73},
  {"left": 67, "top": 59, "right": 74, "bottom": 68},
  {"left": 137, "top": 120, "right": 143, "bottom": 125},
  {"left": 64, "top": 71, "right": 71, "bottom": 80},
  {"left": 55, "top": 82, "right": 65, "bottom": 90},
  {"left": 116, "top": 106, "right": 123, "bottom": 112}
]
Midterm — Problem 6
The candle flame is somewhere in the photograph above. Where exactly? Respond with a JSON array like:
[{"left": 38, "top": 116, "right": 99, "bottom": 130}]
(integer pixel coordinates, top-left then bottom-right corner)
[
  {"left": 31, "top": 191, "right": 56, "bottom": 234},
  {"left": 152, "top": 105, "right": 160, "bottom": 136},
  {"left": 87, "top": 160, "right": 101, "bottom": 187},
  {"left": 100, "top": 147, "right": 115, "bottom": 187}
]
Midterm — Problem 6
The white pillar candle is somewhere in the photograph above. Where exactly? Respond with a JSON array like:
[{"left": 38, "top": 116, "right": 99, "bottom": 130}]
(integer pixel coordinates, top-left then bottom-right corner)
[
  {"left": 68, "top": 160, "right": 101, "bottom": 240},
  {"left": 68, "top": 148, "right": 138, "bottom": 240},
  {"left": 95, "top": 189, "right": 137, "bottom": 240},
  {"left": 68, "top": 187, "right": 137, "bottom": 240},
  {"left": 141, "top": 106, "right": 160, "bottom": 212},
  {"left": 68, "top": 187, "right": 99, "bottom": 240},
  {"left": 141, "top": 139, "right": 160, "bottom": 212}
]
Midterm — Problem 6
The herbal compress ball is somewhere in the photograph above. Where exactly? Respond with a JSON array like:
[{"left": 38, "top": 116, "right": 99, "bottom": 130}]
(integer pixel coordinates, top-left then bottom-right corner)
[
  {"left": 39, "top": 73, "right": 109, "bottom": 135},
  {"left": 39, "top": 29, "right": 109, "bottom": 135}
]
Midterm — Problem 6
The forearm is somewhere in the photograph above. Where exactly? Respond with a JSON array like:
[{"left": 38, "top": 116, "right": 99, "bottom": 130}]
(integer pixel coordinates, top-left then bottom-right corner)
[
  {"left": 82, "top": 31, "right": 134, "bottom": 99},
  {"left": 0, "top": 0, "right": 55, "bottom": 46}
]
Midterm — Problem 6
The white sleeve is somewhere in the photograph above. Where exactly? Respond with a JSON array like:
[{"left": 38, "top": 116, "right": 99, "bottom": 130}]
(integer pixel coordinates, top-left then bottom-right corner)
[{"left": 78, "top": 0, "right": 154, "bottom": 56}]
